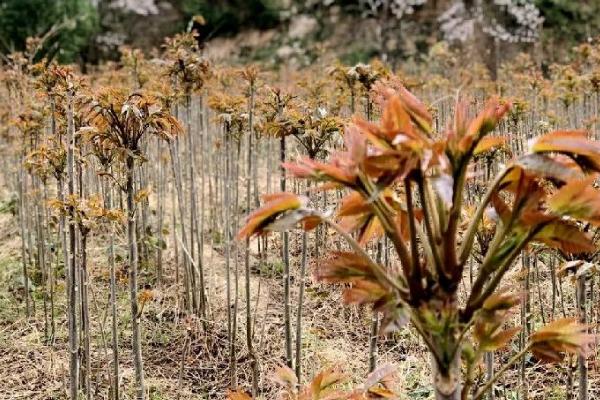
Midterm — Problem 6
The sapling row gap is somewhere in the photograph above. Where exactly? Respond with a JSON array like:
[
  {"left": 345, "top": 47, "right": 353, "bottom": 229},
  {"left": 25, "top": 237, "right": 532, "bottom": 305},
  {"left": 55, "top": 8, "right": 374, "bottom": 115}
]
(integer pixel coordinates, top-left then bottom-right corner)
[{"left": 0, "top": 32, "right": 599, "bottom": 400}]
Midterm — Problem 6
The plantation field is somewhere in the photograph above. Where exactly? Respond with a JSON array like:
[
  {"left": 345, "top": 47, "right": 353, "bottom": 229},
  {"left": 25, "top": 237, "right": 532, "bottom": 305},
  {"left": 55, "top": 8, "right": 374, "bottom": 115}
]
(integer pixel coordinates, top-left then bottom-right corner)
[{"left": 1, "top": 2, "right": 600, "bottom": 400}]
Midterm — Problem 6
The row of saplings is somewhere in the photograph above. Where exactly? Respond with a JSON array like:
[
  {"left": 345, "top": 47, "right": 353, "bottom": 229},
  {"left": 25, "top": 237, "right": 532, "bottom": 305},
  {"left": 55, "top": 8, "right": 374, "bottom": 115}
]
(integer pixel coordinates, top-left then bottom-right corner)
[{"left": 235, "top": 88, "right": 597, "bottom": 399}]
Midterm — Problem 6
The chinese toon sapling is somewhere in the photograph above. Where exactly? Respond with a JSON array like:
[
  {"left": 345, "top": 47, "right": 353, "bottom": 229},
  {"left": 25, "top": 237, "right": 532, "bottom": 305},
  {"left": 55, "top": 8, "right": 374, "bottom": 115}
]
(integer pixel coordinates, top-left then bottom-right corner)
[
  {"left": 238, "top": 83, "right": 595, "bottom": 399},
  {"left": 84, "top": 88, "right": 182, "bottom": 400}
]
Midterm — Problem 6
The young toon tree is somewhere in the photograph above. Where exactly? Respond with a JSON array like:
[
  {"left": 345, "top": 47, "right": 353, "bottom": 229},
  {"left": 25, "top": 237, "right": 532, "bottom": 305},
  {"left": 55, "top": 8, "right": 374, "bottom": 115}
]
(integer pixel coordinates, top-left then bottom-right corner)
[
  {"left": 48, "top": 194, "right": 126, "bottom": 399},
  {"left": 555, "top": 250, "right": 600, "bottom": 400},
  {"left": 229, "top": 363, "right": 398, "bottom": 400},
  {"left": 163, "top": 31, "right": 210, "bottom": 316},
  {"left": 85, "top": 128, "right": 121, "bottom": 400},
  {"left": 84, "top": 88, "right": 182, "bottom": 399},
  {"left": 238, "top": 84, "right": 595, "bottom": 399}
]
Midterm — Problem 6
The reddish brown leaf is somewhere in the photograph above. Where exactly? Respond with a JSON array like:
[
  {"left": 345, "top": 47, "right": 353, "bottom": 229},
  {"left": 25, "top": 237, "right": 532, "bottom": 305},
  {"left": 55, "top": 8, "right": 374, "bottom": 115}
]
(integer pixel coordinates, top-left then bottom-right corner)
[
  {"left": 548, "top": 175, "right": 600, "bottom": 225},
  {"left": 310, "top": 368, "right": 346, "bottom": 398},
  {"left": 476, "top": 325, "right": 522, "bottom": 352},
  {"left": 530, "top": 318, "right": 595, "bottom": 363},
  {"left": 515, "top": 153, "right": 584, "bottom": 183},
  {"left": 533, "top": 221, "right": 596, "bottom": 254},
  {"left": 237, "top": 193, "right": 307, "bottom": 239},
  {"left": 531, "top": 130, "right": 600, "bottom": 171},
  {"left": 474, "top": 135, "right": 507, "bottom": 155},
  {"left": 363, "top": 364, "right": 396, "bottom": 390},
  {"left": 227, "top": 391, "right": 252, "bottom": 400},
  {"left": 338, "top": 192, "right": 371, "bottom": 217},
  {"left": 482, "top": 290, "right": 521, "bottom": 314},
  {"left": 284, "top": 157, "right": 357, "bottom": 185},
  {"left": 381, "top": 95, "right": 414, "bottom": 141},
  {"left": 343, "top": 280, "right": 387, "bottom": 305},
  {"left": 396, "top": 85, "right": 433, "bottom": 134},
  {"left": 462, "top": 97, "right": 511, "bottom": 151},
  {"left": 272, "top": 365, "right": 298, "bottom": 389},
  {"left": 315, "top": 251, "right": 376, "bottom": 283}
]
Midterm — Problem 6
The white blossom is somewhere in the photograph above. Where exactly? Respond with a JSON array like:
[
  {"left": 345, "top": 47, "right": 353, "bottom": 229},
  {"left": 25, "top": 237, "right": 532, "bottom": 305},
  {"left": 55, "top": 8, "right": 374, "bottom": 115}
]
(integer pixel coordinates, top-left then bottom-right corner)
[
  {"left": 96, "top": 31, "right": 127, "bottom": 47},
  {"left": 439, "top": 0, "right": 543, "bottom": 44},
  {"left": 110, "top": 0, "right": 159, "bottom": 16},
  {"left": 439, "top": 1, "right": 474, "bottom": 43},
  {"left": 359, "top": 0, "right": 427, "bottom": 20}
]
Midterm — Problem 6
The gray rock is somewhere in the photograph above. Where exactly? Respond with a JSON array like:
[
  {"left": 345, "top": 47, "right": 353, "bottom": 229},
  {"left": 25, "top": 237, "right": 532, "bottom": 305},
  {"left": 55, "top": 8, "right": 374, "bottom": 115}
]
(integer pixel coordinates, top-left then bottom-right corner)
[{"left": 288, "top": 14, "right": 318, "bottom": 39}]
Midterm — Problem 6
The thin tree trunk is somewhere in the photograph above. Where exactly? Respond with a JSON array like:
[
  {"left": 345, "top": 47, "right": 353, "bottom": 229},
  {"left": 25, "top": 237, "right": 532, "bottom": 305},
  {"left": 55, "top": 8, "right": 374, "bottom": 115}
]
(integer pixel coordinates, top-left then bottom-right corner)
[
  {"left": 224, "top": 123, "right": 235, "bottom": 387},
  {"left": 36, "top": 185, "right": 49, "bottom": 341},
  {"left": 577, "top": 276, "right": 588, "bottom": 400},
  {"left": 66, "top": 88, "right": 80, "bottom": 400},
  {"left": 201, "top": 99, "right": 209, "bottom": 316},
  {"left": 127, "top": 155, "right": 145, "bottom": 400},
  {"left": 245, "top": 84, "right": 259, "bottom": 395},
  {"left": 156, "top": 141, "right": 165, "bottom": 285},
  {"left": 520, "top": 252, "right": 530, "bottom": 399},
  {"left": 231, "top": 139, "right": 241, "bottom": 389},
  {"left": 368, "top": 240, "right": 382, "bottom": 372},
  {"left": 104, "top": 176, "right": 120, "bottom": 400},
  {"left": 432, "top": 353, "right": 461, "bottom": 400},
  {"left": 280, "top": 134, "right": 293, "bottom": 369},
  {"left": 295, "top": 229, "right": 308, "bottom": 381},
  {"left": 18, "top": 165, "right": 31, "bottom": 317},
  {"left": 80, "top": 232, "right": 91, "bottom": 400},
  {"left": 196, "top": 96, "right": 207, "bottom": 320},
  {"left": 484, "top": 352, "right": 494, "bottom": 400},
  {"left": 185, "top": 94, "right": 199, "bottom": 314},
  {"left": 169, "top": 140, "right": 192, "bottom": 311}
]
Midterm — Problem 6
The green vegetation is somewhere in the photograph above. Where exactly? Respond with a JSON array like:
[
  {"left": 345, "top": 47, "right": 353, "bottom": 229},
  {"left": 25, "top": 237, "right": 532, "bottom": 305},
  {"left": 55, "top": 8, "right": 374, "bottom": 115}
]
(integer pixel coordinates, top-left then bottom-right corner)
[
  {"left": 537, "top": 0, "right": 600, "bottom": 43},
  {"left": 0, "top": 0, "right": 97, "bottom": 62},
  {"left": 180, "top": 0, "right": 281, "bottom": 38}
]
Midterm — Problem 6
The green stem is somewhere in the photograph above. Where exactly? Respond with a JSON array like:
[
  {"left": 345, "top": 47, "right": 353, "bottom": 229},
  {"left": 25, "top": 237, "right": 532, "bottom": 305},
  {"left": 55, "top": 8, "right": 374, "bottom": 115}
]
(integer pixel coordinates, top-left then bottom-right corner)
[
  {"left": 464, "top": 227, "right": 541, "bottom": 322},
  {"left": 405, "top": 177, "right": 423, "bottom": 298},
  {"left": 458, "top": 168, "right": 509, "bottom": 267},
  {"left": 417, "top": 175, "right": 444, "bottom": 280}
]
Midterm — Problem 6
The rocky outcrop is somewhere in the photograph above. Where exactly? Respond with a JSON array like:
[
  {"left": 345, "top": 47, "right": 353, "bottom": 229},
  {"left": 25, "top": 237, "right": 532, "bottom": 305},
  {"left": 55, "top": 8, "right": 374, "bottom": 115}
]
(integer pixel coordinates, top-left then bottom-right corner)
[{"left": 90, "top": 0, "right": 183, "bottom": 62}]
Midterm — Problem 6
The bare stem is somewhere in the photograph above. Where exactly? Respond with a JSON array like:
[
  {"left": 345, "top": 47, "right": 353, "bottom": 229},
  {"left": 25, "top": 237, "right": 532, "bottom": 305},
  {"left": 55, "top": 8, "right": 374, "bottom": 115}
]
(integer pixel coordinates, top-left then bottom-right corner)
[{"left": 472, "top": 344, "right": 532, "bottom": 400}]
